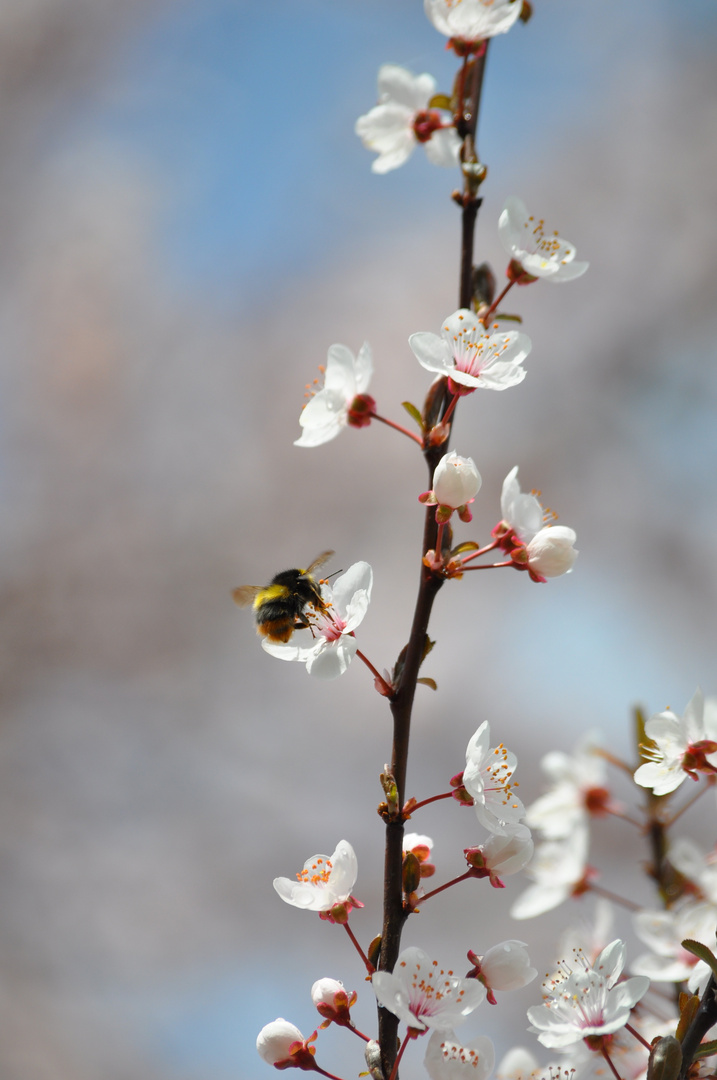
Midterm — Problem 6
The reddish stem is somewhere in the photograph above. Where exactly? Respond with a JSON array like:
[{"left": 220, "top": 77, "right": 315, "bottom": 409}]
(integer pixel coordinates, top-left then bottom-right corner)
[
  {"left": 408, "top": 790, "right": 455, "bottom": 813},
  {"left": 457, "top": 539, "right": 500, "bottom": 566},
  {"left": 315, "top": 1068, "right": 349, "bottom": 1080},
  {"left": 460, "top": 560, "right": 513, "bottom": 571},
  {"left": 481, "top": 277, "right": 516, "bottom": 324},
  {"left": 441, "top": 392, "right": 460, "bottom": 426},
  {"left": 600, "top": 1044, "right": 623, "bottom": 1080},
  {"left": 343, "top": 921, "right": 374, "bottom": 975},
  {"left": 415, "top": 870, "right": 472, "bottom": 905},
  {"left": 356, "top": 649, "right": 394, "bottom": 698},
  {"left": 625, "top": 1023, "right": 652, "bottom": 1051},
  {"left": 388, "top": 1034, "right": 413, "bottom": 1080},
  {"left": 588, "top": 882, "right": 641, "bottom": 912},
  {"left": 665, "top": 780, "right": 712, "bottom": 827},
  {"left": 370, "top": 411, "right": 424, "bottom": 446}
]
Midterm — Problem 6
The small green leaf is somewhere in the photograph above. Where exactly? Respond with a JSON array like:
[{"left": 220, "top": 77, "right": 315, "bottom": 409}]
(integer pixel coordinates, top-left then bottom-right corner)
[
  {"left": 402, "top": 401, "right": 425, "bottom": 432},
  {"left": 417, "top": 677, "right": 437, "bottom": 691},
  {"left": 693, "top": 1040, "right": 717, "bottom": 1061},
  {"left": 428, "top": 93, "right": 452, "bottom": 111},
  {"left": 681, "top": 939, "right": 717, "bottom": 979},
  {"left": 451, "top": 541, "right": 480, "bottom": 556},
  {"left": 494, "top": 311, "right": 523, "bottom": 323}
]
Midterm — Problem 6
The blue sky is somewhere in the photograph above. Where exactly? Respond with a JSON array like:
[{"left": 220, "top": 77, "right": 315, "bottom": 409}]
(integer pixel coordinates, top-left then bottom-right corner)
[{"left": 61, "top": 0, "right": 717, "bottom": 306}]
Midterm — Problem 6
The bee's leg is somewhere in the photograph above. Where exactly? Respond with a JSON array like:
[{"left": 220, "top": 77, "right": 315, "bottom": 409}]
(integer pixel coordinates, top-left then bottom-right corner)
[{"left": 294, "top": 611, "right": 320, "bottom": 638}]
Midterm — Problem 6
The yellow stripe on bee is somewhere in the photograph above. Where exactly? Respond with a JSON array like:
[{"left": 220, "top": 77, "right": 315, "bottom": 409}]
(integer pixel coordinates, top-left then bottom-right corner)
[{"left": 253, "top": 583, "right": 290, "bottom": 609}]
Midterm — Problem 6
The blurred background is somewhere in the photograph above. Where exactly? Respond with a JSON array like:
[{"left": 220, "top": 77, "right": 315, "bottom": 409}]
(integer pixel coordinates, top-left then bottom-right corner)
[{"left": 1, "top": 0, "right": 716, "bottom": 1076}]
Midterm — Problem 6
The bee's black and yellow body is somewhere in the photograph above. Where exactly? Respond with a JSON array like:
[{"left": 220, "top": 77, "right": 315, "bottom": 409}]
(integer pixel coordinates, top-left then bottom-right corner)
[
  {"left": 233, "top": 551, "right": 334, "bottom": 644},
  {"left": 252, "top": 570, "right": 327, "bottom": 643}
]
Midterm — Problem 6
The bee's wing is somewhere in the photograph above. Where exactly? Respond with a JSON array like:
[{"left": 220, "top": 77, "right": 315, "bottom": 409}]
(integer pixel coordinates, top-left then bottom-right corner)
[
  {"left": 232, "top": 585, "right": 263, "bottom": 607},
  {"left": 303, "top": 550, "right": 335, "bottom": 576}
]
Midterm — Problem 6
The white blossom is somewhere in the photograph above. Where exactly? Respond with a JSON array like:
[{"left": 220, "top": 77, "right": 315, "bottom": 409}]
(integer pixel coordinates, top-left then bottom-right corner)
[
  {"left": 463, "top": 721, "right": 528, "bottom": 836},
  {"left": 511, "top": 827, "right": 589, "bottom": 919},
  {"left": 632, "top": 901, "right": 717, "bottom": 994},
  {"left": 295, "top": 342, "right": 373, "bottom": 447},
  {"left": 527, "top": 939, "right": 649, "bottom": 1049},
  {"left": 425, "top": 0, "right": 522, "bottom": 43},
  {"left": 498, "top": 196, "right": 589, "bottom": 283},
  {"left": 355, "top": 64, "right": 460, "bottom": 174},
  {"left": 480, "top": 833, "right": 534, "bottom": 879},
  {"left": 669, "top": 837, "right": 717, "bottom": 903},
  {"left": 495, "top": 1047, "right": 543, "bottom": 1080},
  {"left": 273, "top": 839, "right": 358, "bottom": 912},
  {"left": 526, "top": 733, "right": 608, "bottom": 839},
  {"left": 634, "top": 688, "right": 717, "bottom": 795},
  {"left": 262, "top": 561, "right": 372, "bottom": 679},
  {"left": 372, "top": 946, "right": 485, "bottom": 1032},
  {"left": 409, "top": 309, "right": 530, "bottom": 392},
  {"left": 425, "top": 1028, "right": 495, "bottom": 1080},
  {"left": 557, "top": 898, "right": 615, "bottom": 969},
  {"left": 500, "top": 466, "right": 545, "bottom": 542}
]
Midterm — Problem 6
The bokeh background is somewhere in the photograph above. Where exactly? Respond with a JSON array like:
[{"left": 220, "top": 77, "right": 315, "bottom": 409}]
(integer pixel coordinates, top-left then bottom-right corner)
[{"left": 1, "top": 0, "right": 716, "bottom": 1077}]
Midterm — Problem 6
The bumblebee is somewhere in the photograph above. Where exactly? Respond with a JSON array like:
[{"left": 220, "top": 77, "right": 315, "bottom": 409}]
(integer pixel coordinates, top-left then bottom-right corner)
[{"left": 233, "top": 551, "right": 335, "bottom": 643}]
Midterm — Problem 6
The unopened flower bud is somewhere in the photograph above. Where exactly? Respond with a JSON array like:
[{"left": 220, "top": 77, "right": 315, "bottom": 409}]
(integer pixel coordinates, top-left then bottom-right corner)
[
  {"left": 256, "top": 1019, "right": 315, "bottom": 1068},
  {"left": 311, "top": 978, "right": 355, "bottom": 1026},
  {"left": 478, "top": 941, "right": 537, "bottom": 993},
  {"left": 526, "top": 526, "right": 578, "bottom": 579},
  {"left": 433, "top": 452, "right": 482, "bottom": 510},
  {"left": 402, "top": 851, "right": 422, "bottom": 896}
]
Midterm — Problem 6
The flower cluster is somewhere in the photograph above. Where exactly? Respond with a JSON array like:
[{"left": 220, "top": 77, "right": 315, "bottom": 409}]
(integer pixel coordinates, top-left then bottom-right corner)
[{"left": 245, "top": 3, "right": 717, "bottom": 1080}]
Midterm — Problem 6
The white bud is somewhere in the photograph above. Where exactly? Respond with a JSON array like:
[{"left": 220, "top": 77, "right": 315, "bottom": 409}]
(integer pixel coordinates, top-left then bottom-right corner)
[
  {"left": 256, "top": 1019, "right": 304, "bottom": 1065},
  {"left": 311, "top": 978, "right": 345, "bottom": 1007},
  {"left": 480, "top": 941, "right": 538, "bottom": 991},
  {"left": 526, "top": 526, "right": 577, "bottom": 577},
  {"left": 432, "top": 451, "right": 481, "bottom": 509}
]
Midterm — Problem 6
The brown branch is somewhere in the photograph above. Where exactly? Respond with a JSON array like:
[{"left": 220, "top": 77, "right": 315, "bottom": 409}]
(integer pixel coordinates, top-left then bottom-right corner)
[{"left": 376, "top": 44, "right": 490, "bottom": 1080}]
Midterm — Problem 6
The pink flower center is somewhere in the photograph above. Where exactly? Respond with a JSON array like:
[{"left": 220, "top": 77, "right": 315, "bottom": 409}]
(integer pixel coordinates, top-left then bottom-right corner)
[{"left": 412, "top": 109, "right": 444, "bottom": 144}]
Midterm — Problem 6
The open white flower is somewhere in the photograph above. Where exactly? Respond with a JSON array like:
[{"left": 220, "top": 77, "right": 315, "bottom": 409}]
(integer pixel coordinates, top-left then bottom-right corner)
[
  {"left": 262, "top": 562, "right": 373, "bottom": 679},
  {"left": 372, "top": 946, "right": 485, "bottom": 1032},
  {"left": 466, "top": 832, "right": 534, "bottom": 887},
  {"left": 425, "top": 0, "right": 522, "bottom": 43},
  {"left": 527, "top": 940, "right": 649, "bottom": 1049},
  {"left": 511, "top": 827, "right": 589, "bottom": 919},
  {"left": 498, "top": 197, "right": 589, "bottom": 283},
  {"left": 669, "top": 837, "right": 717, "bottom": 903},
  {"left": 409, "top": 309, "right": 531, "bottom": 393},
  {"left": 632, "top": 900, "right": 717, "bottom": 994},
  {"left": 356, "top": 64, "right": 460, "bottom": 174},
  {"left": 425, "top": 1028, "right": 495, "bottom": 1080},
  {"left": 500, "top": 466, "right": 545, "bottom": 542},
  {"left": 634, "top": 688, "right": 717, "bottom": 795},
  {"left": 273, "top": 839, "right": 358, "bottom": 913},
  {"left": 463, "top": 721, "right": 527, "bottom": 836},
  {"left": 495, "top": 1048, "right": 542, "bottom": 1080},
  {"left": 295, "top": 342, "right": 373, "bottom": 447},
  {"left": 526, "top": 733, "right": 611, "bottom": 839},
  {"left": 498, "top": 467, "right": 577, "bottom": 580}
]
